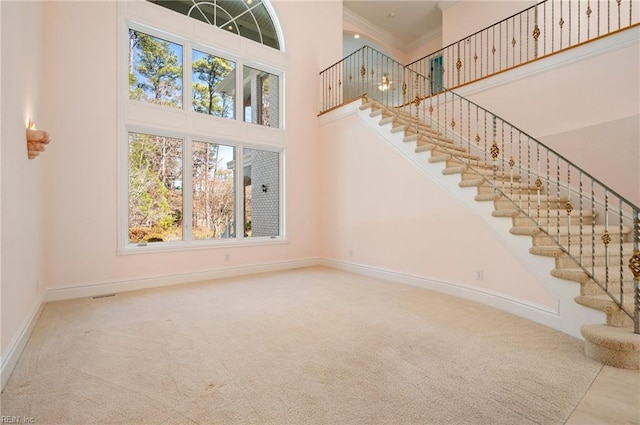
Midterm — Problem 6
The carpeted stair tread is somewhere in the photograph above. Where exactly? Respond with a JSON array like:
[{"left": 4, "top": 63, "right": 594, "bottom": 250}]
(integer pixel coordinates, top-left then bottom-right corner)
[
  {"left": 390, "top": 124, "right": 408, "bottom": 133},
  {"left": 379, "top": 116, "right": 396, "bottom": 126},
  {"left": 429, "top": 151, "right": 480, "bottom": 163},
  {"left": 552, "top": 266, "right": 635, "bottom": 283},
  {"left": 551, "top": 268, "right": 593, "bottom": 284},
  {"left": 415, "top": 144, "right": 435, "bottom": 153},
  {"left": 442, "top": 166, "right": 467, "bottom": 175},
  {"left": 574, "top": 294, "right": 634, "bottom": 314},
  {"left": 512, "top": 224, "right": 630, "bottom": 236},
  {"left": 581, "top": 325, "right": 640, "bottom": 351},
  {"left": 492, "top": 209, "right": 520, "bottom": 218},
  {"left": 530, "top": 243, "right": 636, "bottom": 259},
  {"left": 359, "top": 101, "right": 377, "bottom": 111},
  {"left": 529, "top": 246, "right": 565, "bottom": 257},
  {"left": 447, "top": 159, "right": 511, "bottom": 171},
  {"left": 475, "top": 193, "right": 502, "bottom": 202},
  {"left": 582, "top": 325, "right": 640, "bottom": 369}
]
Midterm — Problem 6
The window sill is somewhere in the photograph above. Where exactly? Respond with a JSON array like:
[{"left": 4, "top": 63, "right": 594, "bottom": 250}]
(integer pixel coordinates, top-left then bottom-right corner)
[{"left": 117, "top": 236, "right": 288, "bottom": 256}]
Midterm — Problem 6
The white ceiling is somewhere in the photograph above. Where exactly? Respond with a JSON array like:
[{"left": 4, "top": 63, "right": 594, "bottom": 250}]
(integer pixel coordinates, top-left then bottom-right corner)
[{"left": 344, "top": 1, "right": 447, "bottom": 51}]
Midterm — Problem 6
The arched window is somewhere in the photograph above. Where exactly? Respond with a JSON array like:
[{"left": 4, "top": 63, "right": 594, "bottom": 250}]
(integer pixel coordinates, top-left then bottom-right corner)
[
  {"left": 148, "top": 0, "right": 281, "bottom": 50},
  {"left": 118, "top": 0, "right": 286, "bottom": 253}
]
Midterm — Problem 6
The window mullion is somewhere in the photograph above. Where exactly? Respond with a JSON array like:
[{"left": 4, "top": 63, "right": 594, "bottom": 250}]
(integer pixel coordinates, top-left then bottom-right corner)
[
  {"left": 236, "top": 144, "right": 244, "bottom": 240},
  {"left": 184, "top": 42, "right": 192, "bottom": 115},
  {"left": 183, "top": 136, "right": 193, "bottom": 243}
]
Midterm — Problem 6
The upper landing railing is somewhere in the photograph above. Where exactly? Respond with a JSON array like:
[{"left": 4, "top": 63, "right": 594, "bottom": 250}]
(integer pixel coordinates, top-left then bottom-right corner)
[
  {"left": 407, "top": 0, "right": 639, "bottom": 94},
  {"left": 320, "top": 0, "right": 638, "bottom": 114}
]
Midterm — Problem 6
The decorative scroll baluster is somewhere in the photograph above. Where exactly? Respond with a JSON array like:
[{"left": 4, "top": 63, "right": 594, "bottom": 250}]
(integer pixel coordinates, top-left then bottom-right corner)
[
  {"left": 579, "top": 171, "right": 584, "bottom": 265},
  {"left": 620, "top": 199, "right": 625, "bottom": 307},
  {"left": 491, "top": 116, "right": 499, "bottom": 192},
  {"left": 630, "top": 211, "right": 640, "bottom": 333},
  {"left": 567, "top": 165, "right": 572, "bottom": 251},
  {"left": 591, "top": 180, "right": 596, "bottom": 280},
  {"left": 536, "top": 144, "right": 541, "bottom": 213},
  {"left": 603, "top": 191, "right": 610, "bottom": 290},
  {"left": 587, "top": 0, "right": 592, "bottom": 39},
  {"left": 546, "top": 147, "right": 551, "bottom": 234}
]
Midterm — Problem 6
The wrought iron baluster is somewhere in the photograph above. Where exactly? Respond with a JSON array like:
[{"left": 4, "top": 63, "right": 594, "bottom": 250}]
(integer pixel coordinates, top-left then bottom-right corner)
[
  {"left": 546, "top": 147, "right": 551, "bottom": 234},
  {"left": 631, "top": 209, "right": 640, "bottom": 333},
  {"left": 604, "top": 191, "right": 610, "bottom": 291},
  {"left": 567, "top": 164, "right": 572, "bottom": 252},
  {"left": 579, "top": 170, "right": 584, "bottom": 265},
  {"left": 619, "top": 198, "right": 624, "bottom": 307},
  {"left": 557, "top": 158, "right": 561, "bottom": 242},
  {"left": 587, "top": 0, "right": 592, "bottom": 40}
]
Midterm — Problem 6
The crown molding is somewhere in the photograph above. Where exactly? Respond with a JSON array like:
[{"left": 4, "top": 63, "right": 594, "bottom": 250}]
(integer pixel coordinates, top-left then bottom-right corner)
[{"left": 343, "top": 7, "right": 406, "bottom": 53}]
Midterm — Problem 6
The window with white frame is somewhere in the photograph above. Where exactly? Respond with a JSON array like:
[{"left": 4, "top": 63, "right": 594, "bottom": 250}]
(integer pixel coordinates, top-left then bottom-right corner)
[{"left": 119, "top": 1, "right": 285, "bottom": 253}]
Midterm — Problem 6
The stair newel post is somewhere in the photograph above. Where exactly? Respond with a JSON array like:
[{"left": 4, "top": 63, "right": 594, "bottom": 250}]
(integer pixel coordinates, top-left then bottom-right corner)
[{"left": 630, "top": 210, "right": 640, "bottom": 334}]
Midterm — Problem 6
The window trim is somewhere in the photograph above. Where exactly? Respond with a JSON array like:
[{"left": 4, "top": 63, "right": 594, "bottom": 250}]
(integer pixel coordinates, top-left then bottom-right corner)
[{"left": 117, "top": 1, "right": 287, "bottom": 255}]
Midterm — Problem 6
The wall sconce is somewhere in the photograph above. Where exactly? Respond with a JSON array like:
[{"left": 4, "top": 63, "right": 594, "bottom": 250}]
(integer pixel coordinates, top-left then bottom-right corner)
[
  {"left": 261, "top": 184, "right": 268, "bottom": 193},
  {"left": 26, "top": 120, "right": 51, "bottom": 160}
]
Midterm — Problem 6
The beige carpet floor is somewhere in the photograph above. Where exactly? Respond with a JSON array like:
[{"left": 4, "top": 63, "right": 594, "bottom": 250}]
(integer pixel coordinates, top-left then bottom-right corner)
[{"left": 1, "top": 266, "right": 603, "bottom": 424}]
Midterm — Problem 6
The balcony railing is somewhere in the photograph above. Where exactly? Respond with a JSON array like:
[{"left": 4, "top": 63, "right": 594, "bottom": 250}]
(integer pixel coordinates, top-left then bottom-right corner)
[
  {"left": 319, "top": 43, "right": 640, "bottom": 333},
  {"left": 407, "top": 0, "right": 639, "bottom": 94}
]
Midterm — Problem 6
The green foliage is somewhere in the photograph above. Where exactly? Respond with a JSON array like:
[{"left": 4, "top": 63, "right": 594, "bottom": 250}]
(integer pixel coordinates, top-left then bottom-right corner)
[
  {"left": 128, "top": 30, "right": 182, "bottom": 107},
  {"left": 192, "top": 52, "right": 234, "bottom": 117},
  {"left": 128, "top": 133, "right": 182, "bottom": 242}
]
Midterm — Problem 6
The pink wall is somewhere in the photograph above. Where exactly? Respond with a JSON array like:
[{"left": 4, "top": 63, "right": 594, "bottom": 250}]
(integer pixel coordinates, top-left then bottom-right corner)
[
  {"left": 1, "top": 1, "right": 47, "bottom": 354},
  {"left": 406, "top": 35, "right": 443, "bottom": 65},
  {"left": 319, "top": 112, "right": 556, "bottom": 309},
  {"left": 32, "top": 0, "right": 339, "bottom": 290},
  {"left": 442, "top": 1, "right": 536, "bottom": 46}
]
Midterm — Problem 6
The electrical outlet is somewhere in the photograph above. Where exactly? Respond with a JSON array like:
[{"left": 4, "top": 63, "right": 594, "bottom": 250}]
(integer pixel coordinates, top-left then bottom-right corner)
[{"left": 476, "top": 270, "right": 484, "bottom": 280}]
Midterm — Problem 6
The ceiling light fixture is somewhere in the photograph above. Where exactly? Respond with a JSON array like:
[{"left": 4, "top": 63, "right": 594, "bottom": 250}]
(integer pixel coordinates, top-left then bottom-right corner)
[
  {"left": 378, "top": 75, "right": 392, "bottom": 92},
  {"left": 354, "top": 34, "right": 360, "bottom": 39}
]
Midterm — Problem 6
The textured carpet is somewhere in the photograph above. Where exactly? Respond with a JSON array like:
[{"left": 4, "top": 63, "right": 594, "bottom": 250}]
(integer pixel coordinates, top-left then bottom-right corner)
[{"left": 1, "top": 266, "right": 603, "bottom": 424}]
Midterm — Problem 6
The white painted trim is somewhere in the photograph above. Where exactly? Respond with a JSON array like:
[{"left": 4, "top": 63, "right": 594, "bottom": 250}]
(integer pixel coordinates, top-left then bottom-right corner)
[
  {"left": 321, "top": 258, "right": 563, "bottom": 331},
  {"left": 1, "top": 294, "right": 45, "bottom": 390},
  {"left": 45, "top": 258, "right": 319, "bottom": 302},
  {"left": 343, "top": 8, "right": 406, "bottom": 53},
  {"left": 318, "top": 100, "right": 361, "bottom": 126}
]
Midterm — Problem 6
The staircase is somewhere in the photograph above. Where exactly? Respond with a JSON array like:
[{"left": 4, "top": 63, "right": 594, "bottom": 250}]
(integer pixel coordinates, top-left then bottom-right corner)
[{"left": 358, "top": 98, "right": 640, "bottom": 369}]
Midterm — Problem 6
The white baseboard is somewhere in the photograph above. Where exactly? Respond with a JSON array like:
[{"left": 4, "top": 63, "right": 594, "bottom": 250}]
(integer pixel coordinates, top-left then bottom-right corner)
[
  {"left": 45, "top": 258, "right": 320, "bottom": 302},
  {"left": 1, "top": 293, "right": 45, "bottom": 390},
  {"left": 320, "top": 258, "right": 563, "bottom": 332}
]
